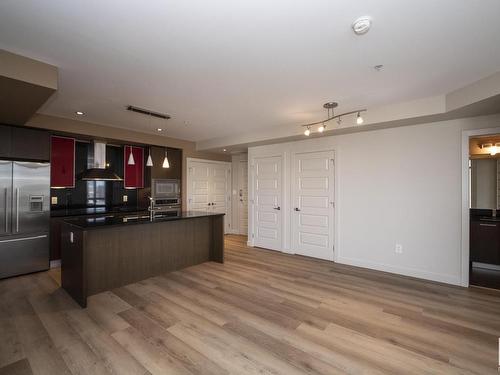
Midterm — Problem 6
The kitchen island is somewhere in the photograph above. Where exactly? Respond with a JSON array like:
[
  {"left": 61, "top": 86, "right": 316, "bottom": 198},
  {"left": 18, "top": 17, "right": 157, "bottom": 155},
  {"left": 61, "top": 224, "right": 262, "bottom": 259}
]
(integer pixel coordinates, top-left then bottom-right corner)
[{"left": 61, "top": 211, "right": 224, "bottom": 307}]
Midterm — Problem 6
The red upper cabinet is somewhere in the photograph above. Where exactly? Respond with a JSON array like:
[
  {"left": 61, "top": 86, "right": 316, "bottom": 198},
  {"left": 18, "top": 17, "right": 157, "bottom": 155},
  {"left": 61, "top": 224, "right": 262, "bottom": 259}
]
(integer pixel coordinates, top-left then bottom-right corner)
[
  {"left": 51, "top": 136, "right": 75, "bottom": 188},
  {"left": 124, "top": 146, "right": 144, "bottom": 188}
]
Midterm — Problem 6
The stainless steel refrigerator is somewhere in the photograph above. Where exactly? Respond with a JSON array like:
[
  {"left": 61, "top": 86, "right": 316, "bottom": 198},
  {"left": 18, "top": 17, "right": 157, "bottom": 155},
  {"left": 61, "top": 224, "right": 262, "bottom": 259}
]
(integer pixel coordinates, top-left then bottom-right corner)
[{"left": 0, "top": 161, "right": 50, "bottom": 279}]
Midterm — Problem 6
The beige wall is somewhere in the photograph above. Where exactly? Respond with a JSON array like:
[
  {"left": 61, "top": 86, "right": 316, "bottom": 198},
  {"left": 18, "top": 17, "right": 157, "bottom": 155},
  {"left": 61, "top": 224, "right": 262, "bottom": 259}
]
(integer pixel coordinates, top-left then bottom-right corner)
[
  {"left": 249, "top": 113, "right": 500, "bottom": 286},
  {"left": 26, "top": 113, "right": 230, "bottom": 208}
]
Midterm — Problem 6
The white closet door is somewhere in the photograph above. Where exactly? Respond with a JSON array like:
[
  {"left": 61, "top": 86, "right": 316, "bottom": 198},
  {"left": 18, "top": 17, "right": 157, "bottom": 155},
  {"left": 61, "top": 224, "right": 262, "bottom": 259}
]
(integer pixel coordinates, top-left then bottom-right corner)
[
  {"left": 188, "top": 159, "right": 231, "bottom": 233},
  {"left": 211, "top": 163, "right": 231, "bottom": 233},
  {"left": 291, "top": 150, "right": 334, "bottom": 260},
  {"left": 253, "top": 156, "right": 282, "bottom": 251},
  {"left": 238, "top": 160, "right": 248, "bottom": 235},
  {"left": 188, "top": 161, "right": 211, "bottom": 212}
]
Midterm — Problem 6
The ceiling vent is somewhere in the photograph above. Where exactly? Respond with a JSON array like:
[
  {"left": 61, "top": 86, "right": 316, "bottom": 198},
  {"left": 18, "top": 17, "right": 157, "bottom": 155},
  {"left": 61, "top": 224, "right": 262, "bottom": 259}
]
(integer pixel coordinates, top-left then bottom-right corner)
[{"left": 126, "top": 105, "right": 171, "bottom": 120}]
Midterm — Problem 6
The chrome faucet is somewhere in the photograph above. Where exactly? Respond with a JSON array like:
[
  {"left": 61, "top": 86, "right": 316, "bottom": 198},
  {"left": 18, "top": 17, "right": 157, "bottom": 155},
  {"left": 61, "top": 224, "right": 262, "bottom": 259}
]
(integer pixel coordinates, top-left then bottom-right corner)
[
  {"left": 493, "top": 208, "right": 497, "bottom": 218},
  {"left": 148, "top": 197, "right": 155, "bottom": 221}
]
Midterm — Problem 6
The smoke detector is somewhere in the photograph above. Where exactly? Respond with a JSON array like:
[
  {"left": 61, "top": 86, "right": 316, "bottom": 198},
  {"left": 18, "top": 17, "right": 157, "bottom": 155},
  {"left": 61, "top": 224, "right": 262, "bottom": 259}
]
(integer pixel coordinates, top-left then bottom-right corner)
[{"left": 352, "top": 16, "right": 372, "bottom": 35}]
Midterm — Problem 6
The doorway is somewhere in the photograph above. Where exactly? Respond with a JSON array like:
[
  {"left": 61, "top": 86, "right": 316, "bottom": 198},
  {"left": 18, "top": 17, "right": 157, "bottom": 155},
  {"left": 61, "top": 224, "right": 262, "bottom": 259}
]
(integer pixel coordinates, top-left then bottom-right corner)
[
  {"left": 468, "top": 134, "right": 500, "bottom": 289},
  {"left": 237, "top": 159, "right": 248, "bottom": 235}
]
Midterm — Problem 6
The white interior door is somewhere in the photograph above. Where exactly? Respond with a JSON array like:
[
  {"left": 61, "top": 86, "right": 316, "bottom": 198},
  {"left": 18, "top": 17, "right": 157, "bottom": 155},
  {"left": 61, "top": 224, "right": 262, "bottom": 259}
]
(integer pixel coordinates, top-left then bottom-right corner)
[
  {"left": 253, "top": 156, "right": 282, "bottom": 251},
  {"left": 211, "top": 164, "right": 231, "bottom": 233},
  {"left": 188, "top": 162, "right": 211, "bottom": 212},
  {"left": 188, "top": 159, "right": 231, "bottom": 232},
  {"left": 291, "top": 150, "right": 334, "bottom": 260},
  {"left": 238, "top": 160, "right": 248, "bottom": 235}
]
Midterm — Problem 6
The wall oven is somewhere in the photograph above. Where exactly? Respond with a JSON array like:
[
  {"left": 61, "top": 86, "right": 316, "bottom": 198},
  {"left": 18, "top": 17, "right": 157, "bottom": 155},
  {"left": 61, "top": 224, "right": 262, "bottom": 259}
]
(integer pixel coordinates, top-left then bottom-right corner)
[{"left": 152, "top": 179, "right": 180, "bottom": 198}]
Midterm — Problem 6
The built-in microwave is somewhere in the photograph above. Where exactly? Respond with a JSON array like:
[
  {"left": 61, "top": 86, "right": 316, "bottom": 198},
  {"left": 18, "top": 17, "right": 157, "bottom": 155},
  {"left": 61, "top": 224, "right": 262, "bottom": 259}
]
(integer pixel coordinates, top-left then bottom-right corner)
[{"left": 152, "top": 179, "right": 180, "bottom": 198}]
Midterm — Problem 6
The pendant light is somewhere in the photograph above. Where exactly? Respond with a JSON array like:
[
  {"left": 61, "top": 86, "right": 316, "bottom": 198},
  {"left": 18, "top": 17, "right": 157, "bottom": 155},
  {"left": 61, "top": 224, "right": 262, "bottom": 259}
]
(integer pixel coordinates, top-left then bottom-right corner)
[
  {"left": 146, "top": 147, "right": 153, "bottom": 167},
  {"left": 146, "top": 113, "right": 154, "bottom": 167},
  {"left": 162, "top": 148, "right": 170, "bottom": 168},
  {"left": 127, "top": 146, "right": 135, "bottom": 165}
]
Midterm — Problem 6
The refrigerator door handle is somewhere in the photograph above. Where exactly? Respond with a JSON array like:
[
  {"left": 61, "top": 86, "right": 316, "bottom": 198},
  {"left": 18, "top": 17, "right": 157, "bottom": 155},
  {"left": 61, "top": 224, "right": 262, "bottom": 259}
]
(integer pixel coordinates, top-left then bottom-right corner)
[
  {"left": 15, "top": 187, "right": 19, "bottom": 233},
  {"left": 4, "top": 188, "right": 7, "bottom": 233},
  {"left": 0, "top": 234, "right": 48, "bottom": 243}
]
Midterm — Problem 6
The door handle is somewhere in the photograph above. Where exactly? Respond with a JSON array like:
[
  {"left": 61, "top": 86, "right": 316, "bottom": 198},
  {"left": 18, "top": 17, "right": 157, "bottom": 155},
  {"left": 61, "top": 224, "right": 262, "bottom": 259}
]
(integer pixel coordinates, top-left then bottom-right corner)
[
  {"left": 15, "top": 188, "right": 19, "bottom": 233},
  {"left": 0, "top": 234, "right": 47, "bottom": 243},
  {"left": 273, "top": 206, "right": 281, "bottom": 210},
  {"left": 4, "top": 188, "right": 7, "bottom": 233},
  {"left": 294, "top": 207, "right": 301, "bottom": 211}
]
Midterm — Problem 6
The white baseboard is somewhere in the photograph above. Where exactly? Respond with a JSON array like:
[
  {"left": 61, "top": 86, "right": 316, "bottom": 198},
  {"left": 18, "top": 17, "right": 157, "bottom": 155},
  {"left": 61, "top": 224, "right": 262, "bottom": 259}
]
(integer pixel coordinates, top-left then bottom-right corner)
[
  {"left": 50, "top": 259, "right": 61, "bottom": 269},
  {"left": 336, "top": 256, "right": 462, "bottom": 286}
]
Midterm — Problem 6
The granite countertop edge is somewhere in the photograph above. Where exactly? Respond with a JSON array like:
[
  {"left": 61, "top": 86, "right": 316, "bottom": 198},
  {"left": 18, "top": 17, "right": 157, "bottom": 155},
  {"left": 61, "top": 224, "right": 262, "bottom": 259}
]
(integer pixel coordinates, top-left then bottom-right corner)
[{"left": 62, "top": 211, "right": 224, "bottom": 230}]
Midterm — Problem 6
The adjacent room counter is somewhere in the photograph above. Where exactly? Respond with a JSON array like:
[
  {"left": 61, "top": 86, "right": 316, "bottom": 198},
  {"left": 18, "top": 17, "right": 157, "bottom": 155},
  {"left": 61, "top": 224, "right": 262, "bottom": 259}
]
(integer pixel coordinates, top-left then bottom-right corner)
[{"left": 61, "top": 211, "right": 224, "bottom": 307}]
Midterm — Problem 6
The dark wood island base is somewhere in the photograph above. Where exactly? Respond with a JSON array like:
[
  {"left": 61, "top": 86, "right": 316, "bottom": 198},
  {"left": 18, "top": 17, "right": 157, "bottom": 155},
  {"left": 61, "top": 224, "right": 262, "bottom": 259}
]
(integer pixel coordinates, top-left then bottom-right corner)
[{"left": 61, "top": 212, "right": 224, "bottom": 307}]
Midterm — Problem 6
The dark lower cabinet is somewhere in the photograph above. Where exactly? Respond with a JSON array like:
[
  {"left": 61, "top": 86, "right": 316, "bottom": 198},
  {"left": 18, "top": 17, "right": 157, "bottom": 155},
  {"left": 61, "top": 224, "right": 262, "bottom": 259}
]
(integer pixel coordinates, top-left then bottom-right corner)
[{"left": 470, "top": 220, "right": 500, "bottom": 265}]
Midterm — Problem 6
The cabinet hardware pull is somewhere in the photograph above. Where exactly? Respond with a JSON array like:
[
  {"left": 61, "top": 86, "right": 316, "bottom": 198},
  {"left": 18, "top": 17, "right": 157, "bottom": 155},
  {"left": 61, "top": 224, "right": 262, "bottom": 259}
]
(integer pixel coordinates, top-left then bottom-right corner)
[
  {"left": 479, "top": 223, "right": 497, "bottom": 227},
  {"left": 294, "top": 207, "right": 301, "bottom": 211}
]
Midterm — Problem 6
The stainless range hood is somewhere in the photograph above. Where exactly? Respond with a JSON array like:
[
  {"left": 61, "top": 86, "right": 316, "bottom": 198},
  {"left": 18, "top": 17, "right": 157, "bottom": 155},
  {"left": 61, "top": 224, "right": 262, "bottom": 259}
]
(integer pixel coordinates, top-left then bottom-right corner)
[{"left": 80, "top": 141, "right": 123, "bottom": 181}]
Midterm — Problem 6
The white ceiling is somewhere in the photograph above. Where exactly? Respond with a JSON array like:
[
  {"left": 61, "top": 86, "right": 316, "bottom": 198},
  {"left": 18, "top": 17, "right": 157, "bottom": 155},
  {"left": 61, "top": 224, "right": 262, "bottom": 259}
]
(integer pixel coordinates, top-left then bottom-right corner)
[{"left": 1, "top": 0, "right": 500, "bottom": 142}]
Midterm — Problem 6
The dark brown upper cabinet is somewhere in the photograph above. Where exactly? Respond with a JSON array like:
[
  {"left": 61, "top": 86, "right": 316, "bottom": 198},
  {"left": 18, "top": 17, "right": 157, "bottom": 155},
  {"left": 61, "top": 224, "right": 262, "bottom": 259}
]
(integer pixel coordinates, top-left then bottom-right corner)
[
  {"left": 10, "top": 126, "right": 50, "bottom": 161},
  {"left": 0, "top": 125, "right": 12, "bottom": 158},
  {"left": 147, "top": 146, "right": 182, "bottom": 181}
]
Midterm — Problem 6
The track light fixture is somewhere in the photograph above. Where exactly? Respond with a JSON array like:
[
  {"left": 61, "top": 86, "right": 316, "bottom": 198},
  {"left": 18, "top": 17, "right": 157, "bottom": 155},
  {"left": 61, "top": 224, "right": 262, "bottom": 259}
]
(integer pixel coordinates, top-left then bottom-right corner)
[
  {"left": 300, "top": 102, "right": 366, "bottom": 136},
  {"left": 356, "top": 112, "right": 364, "bottom": 125}
]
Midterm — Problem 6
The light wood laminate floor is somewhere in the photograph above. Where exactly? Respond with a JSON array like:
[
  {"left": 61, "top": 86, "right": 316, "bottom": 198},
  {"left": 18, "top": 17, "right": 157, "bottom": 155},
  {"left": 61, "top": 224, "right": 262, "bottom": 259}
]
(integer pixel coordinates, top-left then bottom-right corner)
[{"left": 1, "top": 235, "right": 499, "bottom": 374}]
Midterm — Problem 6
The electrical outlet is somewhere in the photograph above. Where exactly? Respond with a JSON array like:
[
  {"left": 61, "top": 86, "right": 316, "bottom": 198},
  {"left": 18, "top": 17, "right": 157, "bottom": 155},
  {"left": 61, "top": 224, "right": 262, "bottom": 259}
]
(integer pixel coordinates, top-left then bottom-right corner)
[
  {"left": 51, "top": 196, "right": 58, "bottom": 205},
  {"left": 395, "top": 244, "right": 403, "bottom": 254},
  {"left": 123, "top": 195, "right": 128, "bottom": 202}
]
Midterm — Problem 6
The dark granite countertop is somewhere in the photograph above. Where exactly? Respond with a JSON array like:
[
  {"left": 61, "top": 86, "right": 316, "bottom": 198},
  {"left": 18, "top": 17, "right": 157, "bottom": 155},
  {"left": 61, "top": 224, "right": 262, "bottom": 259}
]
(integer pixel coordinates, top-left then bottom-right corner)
[
  {"left": 51, "top": 206, "right": 148, "bottom": 218},
  {"left": 63, "top": 211, "right": 224, "bottom": 229}
]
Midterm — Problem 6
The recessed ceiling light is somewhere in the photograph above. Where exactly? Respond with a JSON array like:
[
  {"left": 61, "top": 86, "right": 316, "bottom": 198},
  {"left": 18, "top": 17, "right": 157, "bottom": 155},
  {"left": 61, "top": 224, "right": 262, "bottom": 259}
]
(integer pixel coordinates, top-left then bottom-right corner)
[
  {"left": 352, "top": 16, "right": 372, "bottom": 35},
  {"left": 157, "top": 128, "right": 163, "bottom": 132},
  {"left": 75, "top": 111, "right": 85, "bottom": 116},
  {"left": 222, "top": 149, "right": 227, "bottom": 152}
]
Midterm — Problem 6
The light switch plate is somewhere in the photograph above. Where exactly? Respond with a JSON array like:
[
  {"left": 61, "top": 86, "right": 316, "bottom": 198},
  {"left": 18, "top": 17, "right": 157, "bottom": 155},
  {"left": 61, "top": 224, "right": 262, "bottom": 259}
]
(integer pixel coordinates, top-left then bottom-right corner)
[
  {"left": 51, "top": 196, "right": 58, "bottom": 205},
  {"left": 123, "top": 195, "right": 128, "bottom": 202}
]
